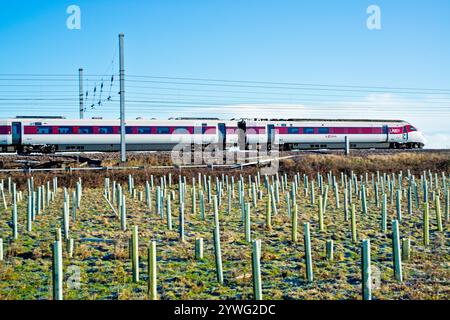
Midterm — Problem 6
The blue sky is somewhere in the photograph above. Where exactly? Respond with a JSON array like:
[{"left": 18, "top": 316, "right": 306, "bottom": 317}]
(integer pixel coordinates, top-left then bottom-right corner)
[{"left": 0, "top": 0, "right": 449, "bottom": 147}]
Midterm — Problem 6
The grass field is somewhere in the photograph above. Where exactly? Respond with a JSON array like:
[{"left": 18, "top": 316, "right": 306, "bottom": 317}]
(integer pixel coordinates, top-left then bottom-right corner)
[{"left": 0, "top": 153, "right": 449, "bottom": 300}]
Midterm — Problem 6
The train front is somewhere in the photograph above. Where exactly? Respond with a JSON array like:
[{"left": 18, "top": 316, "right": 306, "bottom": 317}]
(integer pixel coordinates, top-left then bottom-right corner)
[{"left": 407, "top": 124, "right": 426, "bottom": 148}]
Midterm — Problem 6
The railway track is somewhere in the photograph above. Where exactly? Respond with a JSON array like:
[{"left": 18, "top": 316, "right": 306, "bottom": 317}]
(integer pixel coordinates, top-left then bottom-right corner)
[{"left": 287, "top": 148, "right": 450, "bottom": 156}]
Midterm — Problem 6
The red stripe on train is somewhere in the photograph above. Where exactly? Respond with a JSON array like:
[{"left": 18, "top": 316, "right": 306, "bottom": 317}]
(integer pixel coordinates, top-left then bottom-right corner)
[
  {"left": 0, "top": 125, "right": 11, "bottom": 134},
  {"left": 23, "top": 125, "right": 218, "bottom": 135},
  {"left": 21, "top": 125, "right": 410, "bottom": 135},
  {"left": 274, "top": 127, "right": 400, "bottom": 134}
]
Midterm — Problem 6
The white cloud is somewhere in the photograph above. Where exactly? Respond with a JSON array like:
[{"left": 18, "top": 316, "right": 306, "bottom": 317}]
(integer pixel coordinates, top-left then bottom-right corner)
[
  {"left": 184, "top": 93, "right": 450, "bottom": 148},
  {"left": 183, "top": 103, "right": 308, "bottom": 118},
  {"left": 423, "top": 133, "right": 450, "bottom": 149},
  {"left": 139, "top": 93, "right": 449, "bottom": 148}
]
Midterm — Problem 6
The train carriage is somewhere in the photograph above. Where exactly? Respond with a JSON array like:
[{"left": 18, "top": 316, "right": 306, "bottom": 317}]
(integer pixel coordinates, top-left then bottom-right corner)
[
  {"left": 0, "top": 119, "right": 17, "bottom": 152},
  {"left": 0, "top": 116, "right": 425, "bottom": 153},
  {"left": 254, "top": 119, "right": 424, "bottom": 150}
]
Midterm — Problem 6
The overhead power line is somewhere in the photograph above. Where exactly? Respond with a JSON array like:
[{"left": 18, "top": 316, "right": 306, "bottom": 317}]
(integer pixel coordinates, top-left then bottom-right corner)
[
  {"left": 1, "top": 72, "right": 449, "bottom": 120},
  {"left": 127, "top": 74, "right": 450, "bottom": 93},
  {"left": 0, "top": 73, "right": 118, "bottom": 77},
  {"left": 124, "top": 79, "right": 450, "bottom": 96}
]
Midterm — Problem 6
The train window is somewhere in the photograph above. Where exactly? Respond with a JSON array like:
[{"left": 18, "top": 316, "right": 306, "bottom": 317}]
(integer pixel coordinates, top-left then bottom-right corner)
[
  {"left": 37, "top": 126, "right": 52, "bottom": 134},
  {"left": 78, "top": 127, "right": 93, "bottom": 134},
  {"left": 318, "top": 128, "right": 329, "bottom": 134},
  {"left": 409, "top": 126, "right": 417, "bottom": 132},
  {"left": 304, "top": 128, "right": 314, "bottom": 134},
  {"left": 174, "top": 127, "right": 190, "bottom": 133},
  {"left": 58, "top": 127, "right": 73, "bottom": 134},
  {"left": 98, "top": 127, "right": 114, "bottom": 134},
  {"left": 157, "top": 127, "right": 170, "bottom": 134},
  {"left": 288, "top": 127, "right": 299, "bottom": 134},
  {"left": 118, "top": 127, "right": 133, "bottom": 134},
  {"left": 138, "top": 127, "right": 151, "bottom": 134},
  {"left": 117, "top": 127, "right": 134, "bottom": 134}
]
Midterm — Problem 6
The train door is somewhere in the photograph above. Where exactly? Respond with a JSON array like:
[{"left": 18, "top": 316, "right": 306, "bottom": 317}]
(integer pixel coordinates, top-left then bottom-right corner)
[
  {"left": 12, "top": 122, "right": 22, "bottom": 145},
  {"left": 218, "top": 122, "right": 226, "bottom": 151},
  {"left": 402, "top": 126, "right": 408, "bottom": 143},
  {"left": 267, "top": 124, "right": 275, "bottom": 151},
  {"left": 193, "top": 122, "right": 206, "bottom": 144},
  {"left": 237, "top": 120, "right": 247, "bottom": 150},
  {"left": 383, "top": 125, "right": 389, "bottom": 142},
  {"left": 200, "top": 123, "right": 208, "bottom": 147}
]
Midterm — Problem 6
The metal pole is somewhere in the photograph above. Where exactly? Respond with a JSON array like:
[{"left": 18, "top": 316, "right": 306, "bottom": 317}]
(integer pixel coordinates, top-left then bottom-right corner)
[
  {"left": 78, "top": 68, "right": 83, "bottom": 119},
  {"left": 119, "top": 33, "right": 126, "bottom": 162},
  {"left": 345, "top": 136, "right": 350, "bottom": 156}
]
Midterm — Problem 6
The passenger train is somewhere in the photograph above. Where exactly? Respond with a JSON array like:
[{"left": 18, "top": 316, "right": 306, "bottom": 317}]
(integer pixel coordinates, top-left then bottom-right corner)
[{"left": 0, "top": 116, "right": 426, "bottom": 153}]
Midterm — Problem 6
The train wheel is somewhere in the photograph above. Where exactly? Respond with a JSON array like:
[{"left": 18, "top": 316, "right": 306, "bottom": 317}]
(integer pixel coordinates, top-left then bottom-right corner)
[
  {"left": 41, "top": 145, "right": 56, "bottom": 154},
  {"left": 19, "top": 146, "right": 33, "bottom": 155}
]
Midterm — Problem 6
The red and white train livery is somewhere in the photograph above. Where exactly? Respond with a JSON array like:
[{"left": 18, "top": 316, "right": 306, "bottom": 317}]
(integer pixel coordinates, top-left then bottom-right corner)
[{"left": 0, "top": 116, "right": 426, "bottom": 153}]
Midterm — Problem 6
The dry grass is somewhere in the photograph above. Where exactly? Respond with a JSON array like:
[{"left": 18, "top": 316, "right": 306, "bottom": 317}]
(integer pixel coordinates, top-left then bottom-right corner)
[
  {"left": 1, "top": 151, "right": 448, "bottom": 189},
  {"left": 281, "top": 152, "right": 450, "bottom": 176}
]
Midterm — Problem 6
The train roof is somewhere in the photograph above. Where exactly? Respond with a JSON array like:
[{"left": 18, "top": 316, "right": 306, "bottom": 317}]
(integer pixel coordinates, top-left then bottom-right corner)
[
  {"left": 15, "top": 116, "right": 66, "bottom": 119},
  {"left": 8, "top": 116, "right": 407, "bottom": 123},
  {"left": 245, "top": 118, "right": 406, "bottom": 122},
  {"left": 172, "top": 117, "right": 220, "bottom": 120}
]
